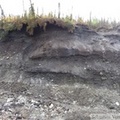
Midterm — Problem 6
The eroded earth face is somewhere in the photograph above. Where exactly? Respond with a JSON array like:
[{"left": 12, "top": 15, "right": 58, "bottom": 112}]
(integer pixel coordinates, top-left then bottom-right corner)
[{"left": 0, "top": 25, "right": 120, "bottom": 119}]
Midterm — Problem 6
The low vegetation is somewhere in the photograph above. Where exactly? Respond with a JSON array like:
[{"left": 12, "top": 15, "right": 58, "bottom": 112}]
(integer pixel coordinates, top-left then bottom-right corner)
[
  {"left": 0, "top": 1, "right": 77, "bottom": 37},
  {"left": 0, "top": 16, "right": 76, "bottom": 35},
  {"left": 0, "top": 0, "right": 120, "bottom": 38}
]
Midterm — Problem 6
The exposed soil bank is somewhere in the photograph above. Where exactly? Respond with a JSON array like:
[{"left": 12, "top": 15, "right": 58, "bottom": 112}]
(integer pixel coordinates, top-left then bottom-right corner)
[{"left": 0, "top": 25, "right": 120, "bottom": 119}]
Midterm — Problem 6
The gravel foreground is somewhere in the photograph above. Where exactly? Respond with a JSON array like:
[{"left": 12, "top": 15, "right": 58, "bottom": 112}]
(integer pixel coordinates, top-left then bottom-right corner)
[{"left": 0, "top": 82, "right": 120, "bottom": 120}]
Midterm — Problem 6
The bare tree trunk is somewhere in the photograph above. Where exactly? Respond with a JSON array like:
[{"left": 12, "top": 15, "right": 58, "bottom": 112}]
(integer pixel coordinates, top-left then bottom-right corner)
[
  {"left": 29, "top": 0, "right": 35, "bottom": 17},
  {"left": 58, "top": 3, "right": 60, "bottom": 19},
  {"left": 22, "top": 0, "right": 25, "bottom": 13},
  {"left": 0, "top": 5, "right": 5, "bottom": 18},
  {"left": 89, "top": 12, "right": 92, "bottom": 26}
]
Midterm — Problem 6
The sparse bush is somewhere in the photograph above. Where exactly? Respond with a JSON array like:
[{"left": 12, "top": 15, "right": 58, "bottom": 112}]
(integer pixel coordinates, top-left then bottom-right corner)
[
  {"left": 0, "top": 1, "right": 120, "bottom": 37},
  {"left": 0, "top": 2, "right": 76, "bottom": 36},
  {"left": 86, "top": 17, "right": 119, "bottom": 30}
]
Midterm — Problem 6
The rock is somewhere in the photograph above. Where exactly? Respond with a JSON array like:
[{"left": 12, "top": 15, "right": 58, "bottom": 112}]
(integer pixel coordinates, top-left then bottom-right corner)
[
  {"left": 16, "top": 95, "right": 27, "bottom": 106},
  {"left": 115, "top": 102, "right": 120, "bottom": 106},
  {"left": 7, "top": 108, "right": 16, "bottom": 113},
  {"left": 20, "top": 108, "right": 30, "bottom": 119},
  {"left": 64, "top": 112, "right": 90, "bottom": 120},
  {"left": 6, "top": 56, "right": 9, "bottom": 60},
  {"left": 4, "top": 98, "right": 15, "bottom": 107},
  {"left": 49, "top": 103, "right": 54, "bottom": 109},
  {"left": 6, "top": 98, "right": 14, "bottom": 103},
  {"left": 104, "top": 100, "right": 120, "bottom": 110},
  {"left": 16, "top": 113, "right": 22, "bottom": 119}
]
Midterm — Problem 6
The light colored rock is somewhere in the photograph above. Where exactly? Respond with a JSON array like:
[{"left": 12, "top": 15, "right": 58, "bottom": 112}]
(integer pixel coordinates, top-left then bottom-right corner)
[
  {"left": 16, "top": 95, "right": 27, "bottom": 105},
  {"left": 49, "top": 103, "right": 54, "bottom": 109}
]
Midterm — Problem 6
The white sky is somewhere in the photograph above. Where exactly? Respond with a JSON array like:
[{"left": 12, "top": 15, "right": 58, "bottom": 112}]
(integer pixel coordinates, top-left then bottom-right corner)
[{"left": 0, "top": 0, "right": 120, "bottom": 21}]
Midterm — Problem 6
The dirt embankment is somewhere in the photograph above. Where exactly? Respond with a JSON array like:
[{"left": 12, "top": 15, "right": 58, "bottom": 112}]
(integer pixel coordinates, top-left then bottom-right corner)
[{"left": 0, "top": 25, "right": 120, "bottom": 119}]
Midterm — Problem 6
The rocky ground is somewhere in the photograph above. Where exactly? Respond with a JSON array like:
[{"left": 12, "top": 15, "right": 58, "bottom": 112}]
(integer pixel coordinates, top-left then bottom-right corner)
[{"left": 0, "top": 25, "right": 120, "bottom": 119}]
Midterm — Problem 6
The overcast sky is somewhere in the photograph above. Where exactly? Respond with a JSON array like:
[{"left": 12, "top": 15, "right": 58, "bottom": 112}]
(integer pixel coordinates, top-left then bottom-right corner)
[{"left": 0, "top": 0, "right": 120, "bottom": 21}]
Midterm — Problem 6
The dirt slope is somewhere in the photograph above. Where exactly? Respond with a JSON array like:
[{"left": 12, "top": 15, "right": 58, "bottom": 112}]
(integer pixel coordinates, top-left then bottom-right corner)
[{"left": 0, "top": 25, "right": 120, "bottom": 119}]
